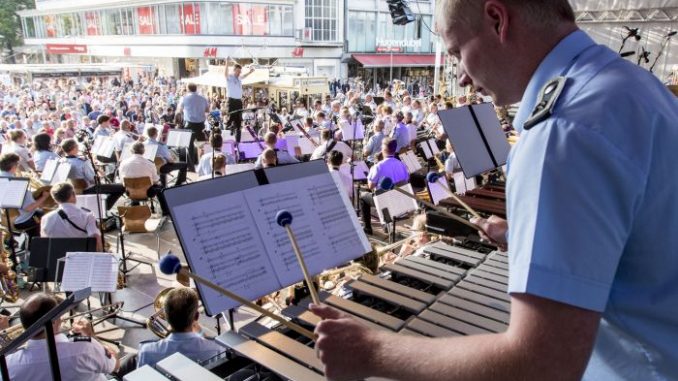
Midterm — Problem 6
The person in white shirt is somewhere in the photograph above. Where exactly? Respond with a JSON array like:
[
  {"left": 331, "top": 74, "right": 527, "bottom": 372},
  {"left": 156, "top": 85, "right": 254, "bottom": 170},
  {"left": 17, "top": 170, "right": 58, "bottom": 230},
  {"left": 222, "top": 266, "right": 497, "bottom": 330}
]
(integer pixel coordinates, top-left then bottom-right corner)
[
  {"left": 119, "top": 142, "right": 169, "bottom": 215},
  {"left": 197, "top": 133, "right": 235, "bottom": 177},
  {"left": 4, "top": 293, "right": 119, "bottom": 381},
  {"left": 112, "top": 120, "right": 136, "bottom": 159},
  {"left": 310, "top": 129, "right": 353, "bottom": 162},
  {"left": 328, "top": 150, "right": 353, "bottom": 200},
  {"left": 254, "top": 132, "right": 299, "bottom": 169},
  {"left": 224, "top": 58, "right": 255, "bottom": 144},
  {"left": 4, "top": 129, "right": 36, "bottom": 173},
  {"left": 40, "top": 182, "right": 103, "bottom": 251}
]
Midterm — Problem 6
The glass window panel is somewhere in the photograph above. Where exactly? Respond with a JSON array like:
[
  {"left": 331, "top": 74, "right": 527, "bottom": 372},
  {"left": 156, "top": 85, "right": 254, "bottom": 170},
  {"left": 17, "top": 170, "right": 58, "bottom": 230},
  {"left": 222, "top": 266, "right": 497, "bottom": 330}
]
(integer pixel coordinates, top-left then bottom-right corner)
[
  {"left": 163, "top": 4, "right": 182, "bottom": 34},
  {"left": 282, "top": 6, "right": 294, "bottom": 36},
  {"left": 25, "top": 17, "right": 36, "bottom": 38}
]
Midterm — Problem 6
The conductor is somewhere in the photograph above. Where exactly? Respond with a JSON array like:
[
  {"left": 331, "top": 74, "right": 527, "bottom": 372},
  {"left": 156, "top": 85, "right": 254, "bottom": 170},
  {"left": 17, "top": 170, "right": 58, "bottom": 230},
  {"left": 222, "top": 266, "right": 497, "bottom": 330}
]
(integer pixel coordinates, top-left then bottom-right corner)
[{"left": 225, "top": 56, "right": 255, "bottom": 144}]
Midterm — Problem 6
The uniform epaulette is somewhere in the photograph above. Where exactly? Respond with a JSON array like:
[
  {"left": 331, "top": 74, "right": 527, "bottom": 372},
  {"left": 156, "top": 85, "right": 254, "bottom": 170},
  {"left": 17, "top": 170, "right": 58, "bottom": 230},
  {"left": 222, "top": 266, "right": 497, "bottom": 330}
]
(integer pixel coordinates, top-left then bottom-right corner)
[
  {"left": 69, "top": 335, "right": 92, "bottom": 343},
  {"left": 524, "top": 76, "right": 568, "bottom": 130}
]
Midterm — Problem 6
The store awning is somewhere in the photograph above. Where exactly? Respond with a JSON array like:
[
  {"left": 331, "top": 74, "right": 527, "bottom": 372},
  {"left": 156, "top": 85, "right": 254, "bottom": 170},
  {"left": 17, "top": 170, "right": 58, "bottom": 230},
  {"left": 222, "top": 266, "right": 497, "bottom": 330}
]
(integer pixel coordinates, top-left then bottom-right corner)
[{"left": 352, "top": 54, "right": 443, "bottom": 68}]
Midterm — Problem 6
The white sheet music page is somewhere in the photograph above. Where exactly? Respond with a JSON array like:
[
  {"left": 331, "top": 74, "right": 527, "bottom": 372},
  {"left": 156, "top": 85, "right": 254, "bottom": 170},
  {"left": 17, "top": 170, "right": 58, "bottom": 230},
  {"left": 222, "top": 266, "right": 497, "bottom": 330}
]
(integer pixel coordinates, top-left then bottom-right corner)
[
  {"left": 168, "top": 172, "right": 277, "bottom": 315},
  {"left": 99, "top": 138, "right": 116, "bottom": 158},
  {"left": 419, "top": 142, "right": 433, "bottom": 160},
  {"left": 339, "top": 161, "right": 369, "bottom": 181},
  {"left": 119, "top": 143, "right": 134, "bottom": 162},
  {"left": 245, "top": 171, "right": 370, "bottom": 286},
  {"left": 339, "top": 120, "right": 365, "bottom": 141},
  {"left": 298, "top": 136, "right": 316, "bottom": 155},
  {"left": 40, "top": 159, "right": 58, "bottom": 183},
  {"left": 61, "top": 252, "right": 117, "bottom": 293},
  {"left": 0, "top": 177, "right": 28, "bottom": 209},
  {"left": 76, "top": 194, "right": 108, "bottom": 220},
  {"left": 167, "top": 130, "right": 192, "bottom": 148},
  {"left": 428, "top": 178, "right": 451, "bottom": 205},
  {"left": 52, "top": 162, "right": 71, "bottom": 184},
  {"left": 144, "top": 144, "right": 158, "bottom": 161},
  {"left": 225, "top": 163, "right": 255, "bottom": 175},
  {"left": 428, "top": 139, "right": 440, "bottom": 155},
  {"left": 374, "top": 183, "right": 419, "bottom": 224},
  {"left": 238, "top": 142, "right": 263, "bottom": 159}
]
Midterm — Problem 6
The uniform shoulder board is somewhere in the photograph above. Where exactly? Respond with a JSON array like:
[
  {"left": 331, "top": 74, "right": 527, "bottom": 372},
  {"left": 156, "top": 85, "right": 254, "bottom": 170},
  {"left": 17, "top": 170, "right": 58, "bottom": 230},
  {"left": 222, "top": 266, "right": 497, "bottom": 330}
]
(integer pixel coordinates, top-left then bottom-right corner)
[
  {"left": 80, "top": 207, "right": 91, "bottom": 212},
  {"left": 138, "top": 339, "right": 159, "bottom": 346},
  {"left": 70, "top": 335, "right": 92, "bottom": 343},
  {"left": 524, "top": 76, "right": 568, "bottom": 130}
]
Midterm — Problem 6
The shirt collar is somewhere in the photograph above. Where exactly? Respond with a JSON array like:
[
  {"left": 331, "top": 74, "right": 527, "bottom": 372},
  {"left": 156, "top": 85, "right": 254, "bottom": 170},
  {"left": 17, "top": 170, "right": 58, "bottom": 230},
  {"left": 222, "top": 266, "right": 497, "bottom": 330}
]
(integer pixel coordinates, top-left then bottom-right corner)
[
  {"left": 513, "top": 30, "right": 596, "bottom": 132},
  {"left": 60, "top": 202, "right": 79, "bottom": 212},
  {"left": 27, "top": 333, "right": 69, "bottom": 348},
  {"left": 167, "top": 332, "right": 201, "bottom": 341}
]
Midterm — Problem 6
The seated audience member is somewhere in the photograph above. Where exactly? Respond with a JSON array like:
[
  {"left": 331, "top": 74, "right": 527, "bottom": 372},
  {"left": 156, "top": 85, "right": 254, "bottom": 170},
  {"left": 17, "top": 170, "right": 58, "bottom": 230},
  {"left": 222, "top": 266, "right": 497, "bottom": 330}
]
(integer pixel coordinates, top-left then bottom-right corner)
[
  {"left": 4, "top": 293, "right": 119, "bottom": 380},
  {"left": 40, "top": 182, "right": 103, "bottom": 251},
  {"left": 137, "top": 288, "right": 222, "bottom": 368}
]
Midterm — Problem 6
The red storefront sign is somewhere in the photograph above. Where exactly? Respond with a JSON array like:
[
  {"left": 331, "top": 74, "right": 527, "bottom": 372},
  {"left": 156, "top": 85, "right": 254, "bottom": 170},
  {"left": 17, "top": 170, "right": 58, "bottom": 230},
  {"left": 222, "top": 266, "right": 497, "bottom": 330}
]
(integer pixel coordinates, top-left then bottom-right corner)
[
  {"left": 291, "top": 47, "right": 304, "bottom": 57},
  {"left": 181, "top": 4, "right": 201, "bottom": 34},
  {"left": 137, "top": 7, "right": 154, "bottom": 34},
  {"left": 376, "top": 46, "right": 403, "bottom": 53},
  {"left": 46, "top": 44, "right": 88, "bottom": 54},
  {"left": 203, "top": 47, "right": 218, "bottom": 58},
  {"left": 251, "top": 5, "right": 268, "bottom": 35},
  {"left": 85, "top": 12, "right": 98, "bottom": 35}
]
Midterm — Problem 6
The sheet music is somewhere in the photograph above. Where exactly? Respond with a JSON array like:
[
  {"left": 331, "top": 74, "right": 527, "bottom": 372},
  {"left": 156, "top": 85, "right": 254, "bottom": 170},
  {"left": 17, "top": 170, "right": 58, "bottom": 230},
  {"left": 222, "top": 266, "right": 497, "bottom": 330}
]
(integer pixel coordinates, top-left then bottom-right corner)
[
  {"left": 401, "top": 151, "right": 422, "bottom": 173},
  {"left": 40, "top": 159, "right": 58, "bottom": 183},
  {"left": 52, "top": 162, "right": 71, "bottom": 184},
  {"left": 240, "top": 128, "right": 256, "bottom": 142},
  {"left": 222, "top": 130, "right": 235, "bottom": 142},
  {"left": 165, "top": 162, "right": 370, "bottom": 315},
  {"left": 374, "top": 183, "right": 419, "bottom": 223},
  {"left": 76, "top": 194, "right": 108, "bottom": 220},
  {"left": 429, "top": 139, "right": 440, "bottom": 155},
  {"left": 0, "top": 177, "right": 29, "bottom": 208},
  {"left": 339, "top": 120, "right": 365, "bottom": 141},
  {"left": 225, "top": 163, "right": 255, "bottom": 175},
  {"left": 298, "top": 136, "right": 316, "bottom": 155},
  {"left": 202, "top": 142, "right": 236, "bottom": 157},
  {"left": 119, "top": 142, "right": 134, "bottom": 162},
  {"left": 428, "top": 177, "right": 452, "bottom": 205},
  {"left": 285, "top": 135, "right": 299, "bottom": 153},
  {"left": 61, "top": 252, "right": 117, "bottom": 293},
  {"left": 339, "top": 161, "right": 369, "bottom": 181},
  {"left": 167, "top": 130, "right": 192, "bottom": 148},
  {"left": 275, "top": 138, "right": 288, "bottom": 152},
  {"left": 238, "top": 142, "right": 263, "bottom": 159},
  {"left": 168, "top": 172, "right": 276, "bottom": 315},
  {"left": 244, "top": 171, "right": 370, "bottom": 286},
  {"left": 453, "top": 172, "right": 477, "bottom": 195},
  {"left": 144, "top": 143, "right": 158, "bottom": 161},
  {"left": 94, "top": 138, "right": 116, "bottom": 158},
  {"left": 419, "top": 142, "right": 433, "bottom": 160},
  {"left": 91, "top": 136, "right": 106, "bottom": 155}
]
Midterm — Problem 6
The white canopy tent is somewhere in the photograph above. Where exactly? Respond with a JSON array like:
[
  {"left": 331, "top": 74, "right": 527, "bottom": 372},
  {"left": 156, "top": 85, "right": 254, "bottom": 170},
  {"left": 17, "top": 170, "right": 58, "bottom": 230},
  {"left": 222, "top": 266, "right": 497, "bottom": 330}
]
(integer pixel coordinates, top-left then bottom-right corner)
[{"left": 571, "top": 0, "right": 678, "bottom": 82}]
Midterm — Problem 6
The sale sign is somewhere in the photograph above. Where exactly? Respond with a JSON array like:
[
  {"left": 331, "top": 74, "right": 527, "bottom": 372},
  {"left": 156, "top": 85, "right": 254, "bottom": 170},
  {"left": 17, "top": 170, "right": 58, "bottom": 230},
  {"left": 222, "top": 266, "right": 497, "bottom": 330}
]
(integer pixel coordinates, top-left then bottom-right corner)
[
  {"left": 182, "top": 4, "right": 201, "bottom": 34},
  {"left": 137, "top": 7, "right": 154, "bottom": 34},
  {"left": 85, "top": 12, "right": 98, "bottom": 35}
]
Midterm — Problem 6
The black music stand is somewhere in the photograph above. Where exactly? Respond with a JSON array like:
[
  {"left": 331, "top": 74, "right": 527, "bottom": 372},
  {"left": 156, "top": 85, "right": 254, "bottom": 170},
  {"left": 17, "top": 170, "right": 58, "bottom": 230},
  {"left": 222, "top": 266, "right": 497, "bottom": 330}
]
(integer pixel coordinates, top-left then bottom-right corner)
[
  {"left": 28, "top": 237, "right": 97, "bottom": 285},
  {"left": 0, "top": 287, "right": 91, "bottom": 381}
]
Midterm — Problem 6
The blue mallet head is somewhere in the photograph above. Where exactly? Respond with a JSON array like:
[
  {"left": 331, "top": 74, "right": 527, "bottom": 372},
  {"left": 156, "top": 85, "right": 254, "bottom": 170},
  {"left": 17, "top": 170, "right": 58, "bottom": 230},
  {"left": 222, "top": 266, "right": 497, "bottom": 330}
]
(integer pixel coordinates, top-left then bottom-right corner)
[
  {"left": 159, "top": 254, "right": 182, "bottom": 275},
  {"left": 378, "top": 176, "right": 395, "bottom": 191},
  {"left": 427, "top": 171, "right": 442, "bottom": 184},
  {"left": 276, "top": 210, "right": 293, "bottom": 227}
]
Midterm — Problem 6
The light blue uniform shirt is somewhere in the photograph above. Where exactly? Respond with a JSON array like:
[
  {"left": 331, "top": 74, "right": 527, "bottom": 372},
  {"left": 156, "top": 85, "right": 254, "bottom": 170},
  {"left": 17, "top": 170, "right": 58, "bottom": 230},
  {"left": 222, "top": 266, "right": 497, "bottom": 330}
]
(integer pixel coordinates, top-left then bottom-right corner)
[
  {"left": 0, "top": 170, "right": 36, "bottom": 224},
  {"left": 136, "top": 332, "right": 223, "bottom": 369},
  {"left": 390, "top": 122, "right": 410, "bottom": 153},
  {"left": 146, "top": 138, "right": 172, "bottom": 163},
  {"left": 63, "top": 156, "right": 95, "bottom": 188},
  {"left": 33, "top": 150, "right": 59, "bottom": 172},
  {"left": 508, "top": 30, "right": 678, "bottom": 379},
  {"left": 364, "top": 131, "right": 385, "bottom": 163},
  {"left": 179, "top": 92, "right": 208, "bottom": 123}
]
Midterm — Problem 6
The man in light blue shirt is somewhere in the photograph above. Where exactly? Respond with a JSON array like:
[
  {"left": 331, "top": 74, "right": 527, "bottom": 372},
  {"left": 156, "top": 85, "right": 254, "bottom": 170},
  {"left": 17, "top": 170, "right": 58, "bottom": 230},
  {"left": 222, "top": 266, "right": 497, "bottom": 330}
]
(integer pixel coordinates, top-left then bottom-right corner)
[
  {"left": 137, "top": 288, "right": 223, "bottom": 368},
  {"left": 304, "top": 1, "right": 678, "bottom": 380},
  {"left": 177, "top": 83, "right": 209, "bottom": 169}
]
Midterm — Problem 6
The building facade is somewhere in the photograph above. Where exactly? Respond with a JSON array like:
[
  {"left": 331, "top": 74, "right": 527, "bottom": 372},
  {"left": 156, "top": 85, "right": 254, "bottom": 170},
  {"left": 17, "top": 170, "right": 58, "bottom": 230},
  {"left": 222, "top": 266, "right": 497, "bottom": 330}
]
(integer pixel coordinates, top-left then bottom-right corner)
[{"left": 18, "top": 0, "right": 440, "bottom": 83}]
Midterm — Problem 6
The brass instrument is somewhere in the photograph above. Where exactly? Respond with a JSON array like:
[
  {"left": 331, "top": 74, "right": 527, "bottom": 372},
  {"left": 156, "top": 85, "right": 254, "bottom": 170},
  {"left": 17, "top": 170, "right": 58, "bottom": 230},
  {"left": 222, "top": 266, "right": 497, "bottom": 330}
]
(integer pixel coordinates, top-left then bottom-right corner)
[
  {"left": 20, "top": 170, "right": 57, "bottom": 211},
  {"left": 0, "top": 302, "right": 124, "bottom": 348},
  {"left": 146, "top": 287, "right": 173, "bottom": 339},
  {"left": 0, "top": 229, "right": 19, "bottom": 303}
]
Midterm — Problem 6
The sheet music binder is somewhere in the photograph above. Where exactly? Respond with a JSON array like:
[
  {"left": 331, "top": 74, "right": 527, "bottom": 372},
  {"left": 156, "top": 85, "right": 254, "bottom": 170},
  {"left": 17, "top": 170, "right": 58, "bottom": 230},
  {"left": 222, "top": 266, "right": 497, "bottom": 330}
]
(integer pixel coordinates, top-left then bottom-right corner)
[
  {"left": 439, "top": 103, "right": 511, "bottom": 179},
  {"left": 167, "top": 130, "right": 193, "bottom": 148},
  {"left": 0, "top": 176, "right": 29, "bottom": 209},
  {"left": 164, "top": 160, "right": 371, "bottom": 315}
]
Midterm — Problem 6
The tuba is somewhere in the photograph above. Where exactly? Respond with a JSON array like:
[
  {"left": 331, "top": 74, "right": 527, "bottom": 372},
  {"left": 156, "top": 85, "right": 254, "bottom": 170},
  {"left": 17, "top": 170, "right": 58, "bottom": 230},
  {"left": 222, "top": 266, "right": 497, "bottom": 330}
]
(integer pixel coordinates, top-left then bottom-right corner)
[
  {"left": 0, "top": 229, "right": 20, "bottom": 303},
  {"left": 146, "top": 288, "right": 173, "bottom": 339}
]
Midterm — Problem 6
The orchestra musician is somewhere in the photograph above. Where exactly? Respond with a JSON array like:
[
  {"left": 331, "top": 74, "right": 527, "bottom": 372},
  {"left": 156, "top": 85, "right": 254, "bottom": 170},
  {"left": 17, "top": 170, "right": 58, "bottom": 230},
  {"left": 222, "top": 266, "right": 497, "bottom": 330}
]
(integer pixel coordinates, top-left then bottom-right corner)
[
  {"left": 310, "top": 129, "right": 353, "bottom": 162},
  {"left": 260, "top": 148, "right": 277, "bottom": 168},
  {"left": 390, "top": 111, "right": 410, "bottom": 154},
  {"left": 2, "top": 292, "right": 119, "bottom": 380},
  {"left": 31, "top": 132, "right": 59, "bottom": 172},
  {"left": 0, "top": 153, "right": 49, "bottom": 238},
  {"left": 40, "top": 182, "right": 103, "bottom": 251},
  {"left": 112, "top": 120, "right": 136, "bottom": 160},
  {"left": 197, "top": 133, "right": 235, "bottom": 177},
  {"left": 359, "top": 138, "right": 409, "bottom": 235},
  {"left": 92, "top": 114, "right": 113, "bottom": 140},
  {"left": 363, "top": 120, "right": 386, "bottom": 165},
  {"left": 136, "top": 288, "right": 222, "bottom": 369},
  {"left": 327, "top": 150, "right": 353, "bottom": 200},
  {"left": 119, "top": 142, "right": 170, "bottom": 216},
  {"left": 145, "top": 126, "right": 188, "bottom": 187},
  {"left": 311, "top": 1, "right": 678, "bottom": 380},
  {"left": 61, "top": 139, "right": 125, "bottom": 211},
  {"left": 253, "top": 132, "right": 299, "bottom": 169}
]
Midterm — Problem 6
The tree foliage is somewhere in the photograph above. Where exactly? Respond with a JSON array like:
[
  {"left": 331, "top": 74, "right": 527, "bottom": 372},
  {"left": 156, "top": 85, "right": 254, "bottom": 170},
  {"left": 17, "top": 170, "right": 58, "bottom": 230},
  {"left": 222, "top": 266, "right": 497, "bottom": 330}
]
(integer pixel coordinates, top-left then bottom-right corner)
[{"left": 0, "top": 0, "right": 35, "bottom": 62}]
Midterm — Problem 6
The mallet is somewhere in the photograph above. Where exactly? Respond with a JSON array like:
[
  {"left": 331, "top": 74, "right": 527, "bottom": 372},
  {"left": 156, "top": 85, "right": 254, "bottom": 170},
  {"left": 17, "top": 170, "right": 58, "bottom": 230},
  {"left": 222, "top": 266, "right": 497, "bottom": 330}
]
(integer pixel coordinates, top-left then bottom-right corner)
[{"left": 426, "top": 171, "right": 482, "bottom": 219}]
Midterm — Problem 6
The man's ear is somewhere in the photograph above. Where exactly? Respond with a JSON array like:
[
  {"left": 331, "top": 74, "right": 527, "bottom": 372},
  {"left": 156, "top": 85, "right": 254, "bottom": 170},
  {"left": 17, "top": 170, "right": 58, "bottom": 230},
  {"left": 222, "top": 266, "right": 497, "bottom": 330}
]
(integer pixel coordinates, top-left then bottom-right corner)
[{"left": 485, "top": 0, "right": 510, "bottom": 43}]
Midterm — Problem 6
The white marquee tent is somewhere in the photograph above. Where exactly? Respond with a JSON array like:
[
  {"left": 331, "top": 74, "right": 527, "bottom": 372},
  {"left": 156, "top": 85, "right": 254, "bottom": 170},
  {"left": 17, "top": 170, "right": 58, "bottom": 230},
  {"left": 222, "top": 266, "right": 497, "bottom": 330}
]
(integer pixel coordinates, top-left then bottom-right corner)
[{"left": 571, "top": 0, "right": 678, "bottom": 82}]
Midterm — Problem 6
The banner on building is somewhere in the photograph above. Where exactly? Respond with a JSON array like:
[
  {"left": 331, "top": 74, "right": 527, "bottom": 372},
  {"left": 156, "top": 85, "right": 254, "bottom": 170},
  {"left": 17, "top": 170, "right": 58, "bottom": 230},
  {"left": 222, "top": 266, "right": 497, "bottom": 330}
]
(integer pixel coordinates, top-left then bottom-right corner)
[
  {"left": 182, "top": 4, "right": 201, "bottom": 34},
  {"left": 46, "top": 44, "right": 88, "bottom": 54},
  {"left": 137, "top": 7, "right": 155, "bottom": 34},
  {"left": 85, "top": 12, "right": 98, "bottom": 36}
]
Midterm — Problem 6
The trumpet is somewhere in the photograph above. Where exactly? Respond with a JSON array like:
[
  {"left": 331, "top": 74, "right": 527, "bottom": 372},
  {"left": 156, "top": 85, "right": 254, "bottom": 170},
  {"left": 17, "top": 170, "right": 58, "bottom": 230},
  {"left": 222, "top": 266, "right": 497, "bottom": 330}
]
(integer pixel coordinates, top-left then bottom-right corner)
[{"left": 0, "top": 302, "right": 124, "bottom": 348}]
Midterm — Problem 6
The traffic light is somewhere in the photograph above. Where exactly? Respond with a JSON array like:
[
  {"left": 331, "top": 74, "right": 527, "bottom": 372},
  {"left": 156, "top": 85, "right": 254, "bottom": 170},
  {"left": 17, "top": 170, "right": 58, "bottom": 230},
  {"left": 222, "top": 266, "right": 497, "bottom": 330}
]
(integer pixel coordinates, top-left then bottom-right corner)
[{"left": 386, "top": 0, "right": 415, "bottom": 25}]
